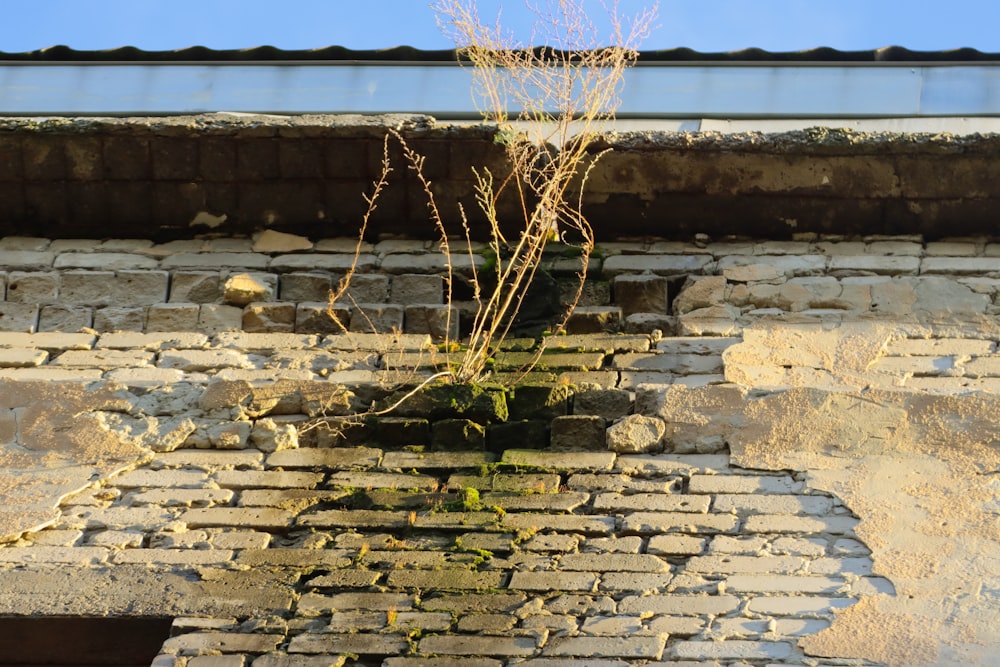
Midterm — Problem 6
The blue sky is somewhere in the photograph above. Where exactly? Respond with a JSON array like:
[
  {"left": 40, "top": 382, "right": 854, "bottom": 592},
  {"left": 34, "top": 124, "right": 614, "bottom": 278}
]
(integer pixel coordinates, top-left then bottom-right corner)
[{"left": 0, "top": 0, "right": 997, "bottom": 53}]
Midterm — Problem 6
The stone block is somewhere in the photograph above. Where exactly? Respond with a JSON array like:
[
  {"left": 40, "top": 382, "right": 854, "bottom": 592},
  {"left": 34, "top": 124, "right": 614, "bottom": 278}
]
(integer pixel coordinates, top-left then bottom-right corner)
[
  {"left": 198, "top": 304, "right": 243, "bottom": 333},
  {"left": 672, "top": 275, "right": 727, "bottom": 314},
  {"left": 270, "top": 253, "right": 376, "bottom": 273},
  {"left": 349, "top": 303, "right": 403, "bottom": 333},
  {"left": 94, "top": 307, "right": 146, "bottom": 332},
  {"left": 624, "top": 312, "right": 677, "bottom": 335},
  {"left": 678, "top": 305, "right": 741, "bottom": 336},
  {"left": 380, "top": 253, "right": 483, "bottom": 275},
  {"left": 432, "top": 418, "right": 486, "bottom": 451},
  {"left": 111, "top": 468, "right": 210, "bottom": 489},
  {"left": 265, "top": 446, "right": 381, "bottom": 469},
  {"left": 487, "top": 420, "right": 549, "bottom": 453},
  {"left": 170, "top": 271, "right": 223, "bottom": 303},
  {"left": 507, "top": 384, "right": 572, "bottom": 420},
  {"left": 295, "top": 302, "right": 346, "bottom": 334},
  {"left": 387, "top": 569, "right": 503, "bottom": 590},
  {"left": 722, "top": 263, "right": 783, "bottom": 282},
  {"left": 224, "top": 273, "right": 277, "bottom": 306},
  {"left": 0, "top": 237, "right": 50, "bottom": 252},
  {"left": 671, "top": 640, "right": 792, "bottom": 660},
  {"left": 368, "top": 417, "right": 430, "bottom": 449},
  {"left": 602, "top": 254, "right": 712, "bottom": 277},
  {"left": 243, "top": 303, "right": 296, "bottom": 333},
  {"left": 391, "top": 273, "right": 444, "bottom": 304},
  {"left": 159, "top": 349, "right": 252, "bottom": 372},
  {"left": 214, "top": 470, "right": 321, "bottom": 489},
  {"left": 621, "top": 512, "right": 738, "bottom": 534},
  {"left": 830, "top": 255, "right": 920, "bottom": 275},
  {"left": 254, "top": 655, "right": 352, "bottom": 667},
  {"left": 114, "top": 271, "right": 170, "bottom": 306},
  {"left": 181, "top": 508, "right": 293, "bottom": 531},
  {"left": 337, "top": 273, "right": 389, "bottom": 303},
  {"left": 606, "top": 414, "right": 666, "bottom": 454},
  {"left": 743, "top": 514, "right": 859, "bottom": 534},
  {"left": 59, "top": 271, "right": 116, "bottom": 305},
  {"left": 161, "top": 632, "right": 282, "bottom": 656},
  {"left": 37, "top": 305, "right": 92, "bottom": 332},
  {"left": 0, "top": 348, "right": 47, "bottom": 367},
  {"left": 404, "top": 304, "right": 458, "bottom": 340},
  {"left": 252, "top": 230, "right": 313, "bottom": 253},
  {"left": 559, "top": 277, "right": 611, "bottom": 307},
  {"left": 0, "top": 251, "right": 55, "bottom": 270},
  {"left": 146, "top": 304, "right": 200, "bottom": 331},
  {"left": 573, "top": 388, "right": 632, "bottom": 421},
  {"left": 924, "top": 241, "right": 978, "bottom": 256},
  {"left": 542, "top": 636, "right": 665, "bottom": 659},
  {"left": 550, "top": 415, "right": 606, "bottom": 451},
  {"left": 717, "top": 254, "right": 827, "bottom": 277},
  {"left": 689, "top": 474, "right": 800, "bottom": 494},
  {"left": 248, "top": 419, "right": 299, "bottom": 453},
  {"left": 6, "top": 271, "right": 58, "bottom": 303},
  {"left": 50, "top": 349, "right": 155, "bottom": 367},
  {"left": 279, "top": 272, "right": 333, "bottom": 301},
  {"left": 593, "top": 492, "right": 708, "bottom": 513},
  {"left": 55, "top": 252, "right": 152, "bottom": 272},
  {"left": 962, "top": 356, "right": 1000, "bottom": 378},
  {"left": 617, "top": 594, "right": 740, "bottom": 616},
  {"left": 564, "top": 306, "right": 622, "bottom": 334},
  {"left": 612, "top": 274, "right": 669, "bottom": 315},
  {"left": 502, "top": 449, "right": 614, "bottom": 471},
  {"left": 647, "top": 535, "right": 708, "bottom": 556},
  {"left": 162, "top": 252, "right": 269, "bottom": 270},
  {"left": 921, "top": 257, "right": 1000, "bottom": 275}
]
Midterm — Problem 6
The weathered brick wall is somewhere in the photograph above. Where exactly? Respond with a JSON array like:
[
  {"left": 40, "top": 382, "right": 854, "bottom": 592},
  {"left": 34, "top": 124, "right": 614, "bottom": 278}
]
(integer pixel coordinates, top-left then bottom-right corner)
[
  {"left": 0, "top": 234, "right": 998, "bottom": 667},
  {"left": 0, "top": 232, "right": 998, "bottom": 340}
]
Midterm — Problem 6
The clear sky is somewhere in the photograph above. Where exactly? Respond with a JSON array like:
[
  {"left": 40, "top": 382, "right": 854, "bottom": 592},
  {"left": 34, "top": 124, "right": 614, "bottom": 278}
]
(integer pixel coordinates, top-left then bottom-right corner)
[{"left": 0, "top": 0, "right": 997, "bottom": 54}]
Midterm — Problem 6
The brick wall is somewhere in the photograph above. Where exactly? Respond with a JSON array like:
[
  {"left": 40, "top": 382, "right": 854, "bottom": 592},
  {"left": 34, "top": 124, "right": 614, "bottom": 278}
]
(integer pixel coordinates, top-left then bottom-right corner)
[{"left": 0, "top": 233, "right": 997, "bottom": 667}]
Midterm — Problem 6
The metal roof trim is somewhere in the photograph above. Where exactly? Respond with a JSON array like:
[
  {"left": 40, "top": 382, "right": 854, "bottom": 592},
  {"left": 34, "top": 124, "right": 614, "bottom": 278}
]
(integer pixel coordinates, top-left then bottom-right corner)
[{"left": 2, "top": 44, "right": 1000, "bottom": 63}]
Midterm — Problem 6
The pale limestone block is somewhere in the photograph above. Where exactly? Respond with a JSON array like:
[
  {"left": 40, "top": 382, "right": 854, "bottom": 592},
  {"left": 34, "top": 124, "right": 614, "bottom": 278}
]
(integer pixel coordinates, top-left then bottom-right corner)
[
  {"left": 722, "top": 263, "right": 782, "bottom": 282},
  {"left": 672, "top": 275, "right": 727, "bottom": 314},
  {"left": 6, "top": 271, "right": 58, "bottom": 303},
  {"left": 249, "top": 418, "right": 299, "bottom": 452},
  {"left": 606, "top": 414, "right": 666, "bottom": 454},
  {"left": 146, "top": 303, "right": 199, "bottom": 331},
  {"left": 224, "top": 272, "right": 276, "bottom": 306},
  {"left": 252, "top": 229, "right": 313, "bottom": 253},
  {"left": 0, "top": 303, "right": 40, "bottom": 332},
  {"left": 169, "top": 271, "right": 222, "bottom": 303},
  {"left": 390, "top": 273, "right": 444, "bottom": 304},
  {"left": 161, "top": 253, "right": 269, "bottom": 269},
  {"left": 198, "top": 304, "right": 243, "bottom": 333},
  {"left": 93, "top": 307, "right": 146, "bottom": 332},
  {"left": 242, "top": 303, "right": 296, "bottom": 333},
  {"left": 278, "top": 272, "right": 333, "bottom": 301},
  {"left": 37, "top": 305, "right": 92, "bottom": 332},
  {"left": 0, "top": 348, "right": 47, "bottom": 368}
]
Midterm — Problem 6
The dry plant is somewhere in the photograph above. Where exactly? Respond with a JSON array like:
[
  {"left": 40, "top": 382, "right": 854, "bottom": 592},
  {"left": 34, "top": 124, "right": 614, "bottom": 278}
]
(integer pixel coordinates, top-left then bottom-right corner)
[{"left": 330, "top": 0, "right": 657, "bottom": 386}]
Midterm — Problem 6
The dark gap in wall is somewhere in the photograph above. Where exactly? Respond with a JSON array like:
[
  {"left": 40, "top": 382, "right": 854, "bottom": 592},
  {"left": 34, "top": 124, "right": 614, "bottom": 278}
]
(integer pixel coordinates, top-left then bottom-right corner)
[{"left": 0, "top": 617, "right": 172, "bottom": 667}]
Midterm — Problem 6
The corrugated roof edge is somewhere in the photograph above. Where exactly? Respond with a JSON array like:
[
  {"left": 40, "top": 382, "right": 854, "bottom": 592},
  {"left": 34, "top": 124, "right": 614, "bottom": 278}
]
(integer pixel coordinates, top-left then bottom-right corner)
[{"left": 2, "top": 44, "right": 999, "bottom": 62}]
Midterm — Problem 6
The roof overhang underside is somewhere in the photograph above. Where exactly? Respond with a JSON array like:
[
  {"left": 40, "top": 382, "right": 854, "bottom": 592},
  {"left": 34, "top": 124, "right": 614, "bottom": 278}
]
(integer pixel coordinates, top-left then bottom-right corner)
[
  {"left": 1, "top": 114, "right": 998, "bottom": 241},
  {"left": 3, "top": 61, "right": 1000, "bottom": 122}
]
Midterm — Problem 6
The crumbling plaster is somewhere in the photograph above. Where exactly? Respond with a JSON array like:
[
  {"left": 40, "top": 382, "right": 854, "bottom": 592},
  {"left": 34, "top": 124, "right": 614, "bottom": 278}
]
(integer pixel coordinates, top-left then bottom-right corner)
[
  {"left": 0, "top": 381, "right": 154, "bottom": 541},
  {"left": 656, "top": 321, "right": 1000, "bottom": 666}
]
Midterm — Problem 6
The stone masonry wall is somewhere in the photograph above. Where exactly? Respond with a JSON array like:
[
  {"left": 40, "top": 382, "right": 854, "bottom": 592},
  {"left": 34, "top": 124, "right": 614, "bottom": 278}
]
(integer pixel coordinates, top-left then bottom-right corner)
[
  {"left": 0, "top": 233, "right": 998, "bottom": 667},
  {"left": 0, "top": 231, "right": 998, "bottom": 339}
]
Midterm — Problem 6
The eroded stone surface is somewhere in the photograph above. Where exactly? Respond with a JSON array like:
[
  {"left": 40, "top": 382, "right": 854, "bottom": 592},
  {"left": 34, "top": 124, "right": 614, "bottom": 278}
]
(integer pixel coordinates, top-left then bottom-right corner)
[
  {"left": 657, "top": 381, "right": 1000, "bottom": 667},
  {"left": 0, "top": 381, "right": 153, "bottom": 542}
]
